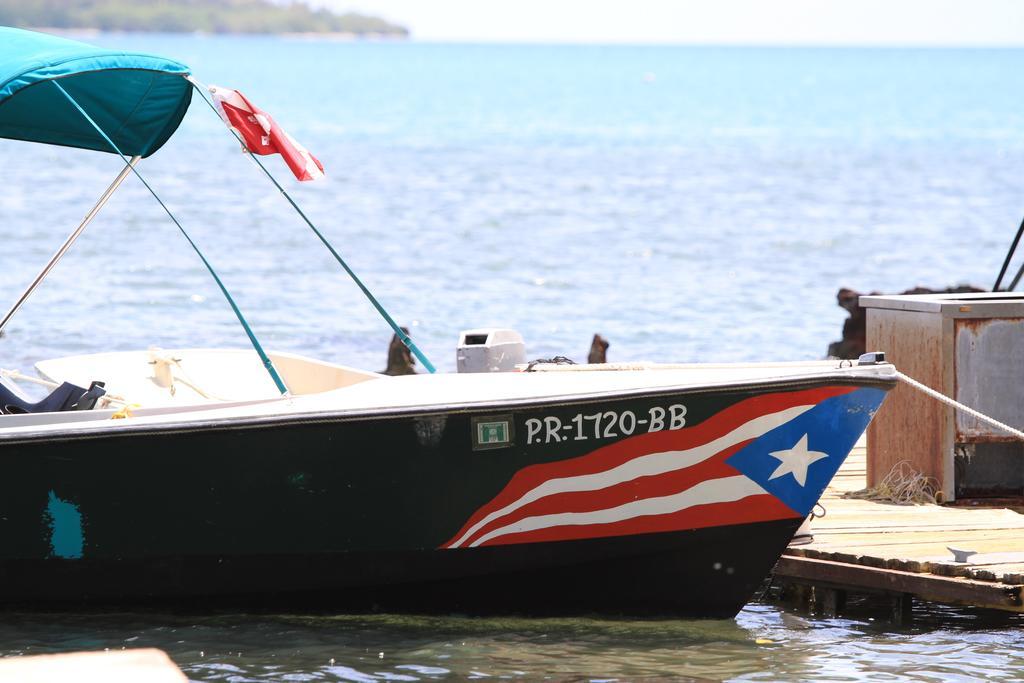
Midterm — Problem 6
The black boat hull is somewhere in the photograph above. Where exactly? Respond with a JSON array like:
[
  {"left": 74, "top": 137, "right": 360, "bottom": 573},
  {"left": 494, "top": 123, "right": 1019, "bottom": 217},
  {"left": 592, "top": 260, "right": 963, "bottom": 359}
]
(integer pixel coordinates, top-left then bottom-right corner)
[
  {"left": 0, "top": 376, "right": 891, "bottom": 616},
  {"left": 2, "top": 519, "right": 800, "bottom": 618}
]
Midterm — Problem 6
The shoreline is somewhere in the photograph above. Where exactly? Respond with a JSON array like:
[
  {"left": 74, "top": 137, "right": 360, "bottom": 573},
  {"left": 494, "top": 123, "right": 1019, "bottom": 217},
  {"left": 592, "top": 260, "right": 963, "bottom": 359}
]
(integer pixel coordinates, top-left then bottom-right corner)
[{"left": 23, "top": 26, "right": 409, "bottom": 40}]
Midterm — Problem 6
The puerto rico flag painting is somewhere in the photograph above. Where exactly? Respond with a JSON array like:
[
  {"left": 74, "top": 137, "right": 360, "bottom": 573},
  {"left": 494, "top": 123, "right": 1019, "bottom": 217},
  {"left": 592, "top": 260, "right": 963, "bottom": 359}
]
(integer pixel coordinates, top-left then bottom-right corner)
[{"left": 443, "top": 386, "right": 886, "bottom": 550}]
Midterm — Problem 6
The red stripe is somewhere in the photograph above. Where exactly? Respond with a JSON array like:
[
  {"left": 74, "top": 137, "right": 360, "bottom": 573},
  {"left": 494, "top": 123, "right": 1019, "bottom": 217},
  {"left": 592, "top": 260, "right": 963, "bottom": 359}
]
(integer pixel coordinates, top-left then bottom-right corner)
[
  {"left": 458, "top": 441, "right": 750, "bottom": 548},
  {"left": 444, "top": 386, "right": 851, "bottom": 548},
  {"left": 477, "top": 494, "right": 799, "bottom": 547},
  {"left": 220, "top": 101, "right": 274, "bottom": 155}
]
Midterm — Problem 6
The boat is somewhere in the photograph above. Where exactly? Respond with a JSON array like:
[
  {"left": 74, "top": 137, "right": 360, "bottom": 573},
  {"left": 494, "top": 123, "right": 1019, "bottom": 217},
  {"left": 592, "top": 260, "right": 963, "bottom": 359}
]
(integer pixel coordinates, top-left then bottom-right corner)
[{"left": 0, "top": 28, "right": 897, "bottom": 618}]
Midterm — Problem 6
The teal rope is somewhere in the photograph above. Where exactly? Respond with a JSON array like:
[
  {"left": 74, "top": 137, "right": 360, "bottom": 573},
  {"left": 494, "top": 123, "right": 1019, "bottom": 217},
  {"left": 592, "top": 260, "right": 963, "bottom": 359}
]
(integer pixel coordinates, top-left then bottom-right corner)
[
  {"left": 189, "top": 80, "right": 437, "bottom": 374},
  {"left": 52, "top": 80, "right": 290, "bottom": 396}
]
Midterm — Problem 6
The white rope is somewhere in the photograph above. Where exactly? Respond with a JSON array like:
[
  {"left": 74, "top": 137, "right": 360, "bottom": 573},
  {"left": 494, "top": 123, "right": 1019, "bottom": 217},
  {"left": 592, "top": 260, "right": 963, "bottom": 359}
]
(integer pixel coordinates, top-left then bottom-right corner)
[
  {"left": 895, "top": 370, "right": 1024, "bottom": 441},
  {"left": 1, "top": 368, "right": 58, "bottom": 390},
  {"left": 147, "top": 349, "right": 229, "bottom": 402}
]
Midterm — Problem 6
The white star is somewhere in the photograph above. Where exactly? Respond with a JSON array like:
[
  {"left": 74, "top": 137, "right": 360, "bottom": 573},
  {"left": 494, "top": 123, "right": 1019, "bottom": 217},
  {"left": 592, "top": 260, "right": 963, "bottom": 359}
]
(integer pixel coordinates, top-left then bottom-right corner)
[{"left": 768, "top": 434, "right": 828, "bottom": 487}]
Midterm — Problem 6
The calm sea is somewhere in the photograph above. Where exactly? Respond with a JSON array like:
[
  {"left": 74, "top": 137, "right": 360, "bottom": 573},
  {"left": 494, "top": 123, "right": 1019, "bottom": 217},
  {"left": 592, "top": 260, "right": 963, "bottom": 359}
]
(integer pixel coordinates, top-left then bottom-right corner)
[{"left": 1, "top": 37, "right": 1024, "bottom": 680}]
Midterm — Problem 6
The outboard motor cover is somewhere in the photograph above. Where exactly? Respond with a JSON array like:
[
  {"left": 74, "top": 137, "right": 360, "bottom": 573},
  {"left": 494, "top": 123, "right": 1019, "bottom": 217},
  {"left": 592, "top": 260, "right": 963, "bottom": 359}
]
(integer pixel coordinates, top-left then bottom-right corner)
[{"left": 456, "top": 328, "right": 526, "bottom": 373}]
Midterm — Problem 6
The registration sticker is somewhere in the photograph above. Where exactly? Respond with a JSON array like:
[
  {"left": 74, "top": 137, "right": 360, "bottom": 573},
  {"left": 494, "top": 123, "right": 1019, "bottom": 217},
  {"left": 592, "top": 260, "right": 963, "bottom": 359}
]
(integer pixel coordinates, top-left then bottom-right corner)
[{"left": 471, "top": 415, "right": 514, "bottom": 450}]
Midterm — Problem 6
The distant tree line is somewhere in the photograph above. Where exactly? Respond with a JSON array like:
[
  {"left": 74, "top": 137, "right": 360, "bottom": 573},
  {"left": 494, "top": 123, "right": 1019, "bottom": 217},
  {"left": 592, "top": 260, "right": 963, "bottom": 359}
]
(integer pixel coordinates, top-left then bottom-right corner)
[{"left": 0, "top": 0, "right": 409, "bottom": 35}]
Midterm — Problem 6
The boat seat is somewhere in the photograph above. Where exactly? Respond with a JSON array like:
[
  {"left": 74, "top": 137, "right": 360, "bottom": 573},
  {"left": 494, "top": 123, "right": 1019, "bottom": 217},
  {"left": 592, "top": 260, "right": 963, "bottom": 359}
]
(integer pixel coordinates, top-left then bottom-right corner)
[{"left": 0, "top": 376, "right": 106, "bottom": 415}]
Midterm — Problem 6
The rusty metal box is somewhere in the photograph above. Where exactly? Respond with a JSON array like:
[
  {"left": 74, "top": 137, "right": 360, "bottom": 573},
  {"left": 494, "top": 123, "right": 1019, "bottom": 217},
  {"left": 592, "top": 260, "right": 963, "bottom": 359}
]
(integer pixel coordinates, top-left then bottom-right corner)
[{"left": 861, "top": 292, "right": 1024, "bottom": 501}]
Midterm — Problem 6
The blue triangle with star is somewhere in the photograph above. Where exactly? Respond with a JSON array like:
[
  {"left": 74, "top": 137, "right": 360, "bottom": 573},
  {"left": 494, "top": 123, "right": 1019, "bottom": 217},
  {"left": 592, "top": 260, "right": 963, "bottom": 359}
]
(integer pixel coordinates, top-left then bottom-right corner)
[{"left": 725, "top": 387, "right": 887, "bottom": 516}]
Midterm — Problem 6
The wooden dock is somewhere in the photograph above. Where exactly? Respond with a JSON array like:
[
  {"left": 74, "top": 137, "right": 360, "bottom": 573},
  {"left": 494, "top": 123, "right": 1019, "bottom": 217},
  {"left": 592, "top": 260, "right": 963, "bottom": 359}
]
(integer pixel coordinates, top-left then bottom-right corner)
[{"left": 772, "top": 440, "right": 1024, "bottom": 618}]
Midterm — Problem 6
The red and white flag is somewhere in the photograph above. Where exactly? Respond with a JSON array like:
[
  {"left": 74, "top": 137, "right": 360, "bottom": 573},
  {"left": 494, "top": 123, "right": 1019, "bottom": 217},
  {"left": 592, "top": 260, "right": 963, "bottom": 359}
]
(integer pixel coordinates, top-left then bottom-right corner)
[{"left": 209, "top": 85, "right": 324, "bottom": 182}]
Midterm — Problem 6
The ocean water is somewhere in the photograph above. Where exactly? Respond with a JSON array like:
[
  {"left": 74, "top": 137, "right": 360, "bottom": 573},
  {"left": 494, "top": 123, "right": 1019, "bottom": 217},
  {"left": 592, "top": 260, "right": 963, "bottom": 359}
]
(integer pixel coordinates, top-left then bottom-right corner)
[
  {"left": 2, "top": 37, "right": 1024, "bottom": 680},
  {"left": 2, "top": 39, "right": 1023, "bottom": 374},
  {"left": 2, "top": 602, "right": 1023, "bottom": 681}
]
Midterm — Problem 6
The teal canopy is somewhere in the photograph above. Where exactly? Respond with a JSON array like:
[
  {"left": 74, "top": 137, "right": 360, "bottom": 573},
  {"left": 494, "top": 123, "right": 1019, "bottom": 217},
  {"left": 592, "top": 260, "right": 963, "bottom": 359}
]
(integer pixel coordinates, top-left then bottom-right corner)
[{"left": 0, "top": 27, "right": 191, "bottom": 157}]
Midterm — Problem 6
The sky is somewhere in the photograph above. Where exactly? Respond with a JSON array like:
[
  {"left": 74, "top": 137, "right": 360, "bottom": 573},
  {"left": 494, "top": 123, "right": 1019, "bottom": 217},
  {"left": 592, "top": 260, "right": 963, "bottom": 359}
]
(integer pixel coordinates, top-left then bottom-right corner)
[{"left": 315, "top": 0, "right": 1024, "bottom": 45}]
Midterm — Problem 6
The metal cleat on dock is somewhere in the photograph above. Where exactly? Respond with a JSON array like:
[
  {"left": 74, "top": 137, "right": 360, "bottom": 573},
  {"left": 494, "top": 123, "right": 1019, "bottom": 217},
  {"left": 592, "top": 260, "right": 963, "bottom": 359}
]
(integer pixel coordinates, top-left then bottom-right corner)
[{"left": 947, "top": 546, "right": 978, "bottom": 563}]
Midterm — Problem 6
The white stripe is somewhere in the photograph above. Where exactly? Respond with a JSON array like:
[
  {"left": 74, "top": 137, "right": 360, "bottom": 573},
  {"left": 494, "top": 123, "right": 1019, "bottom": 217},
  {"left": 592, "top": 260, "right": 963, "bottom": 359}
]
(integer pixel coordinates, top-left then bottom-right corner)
[
  {"left": 303, "top": 154, "right": 324, "bottom": 180},
  {"left": 284, "top": 132, "right": 325, "bottom": 180},
  {"left": 468, "top": 475, "right": 769, "bottom": 547},
  {"left": 447, "top": 404, "right": 812, "bottom": 548},
  {"left": 208, "top": 85, "right": 252, "bottom": 113},
  {"left": 254, "top": 113, "right": 272, "bottom": 134}
]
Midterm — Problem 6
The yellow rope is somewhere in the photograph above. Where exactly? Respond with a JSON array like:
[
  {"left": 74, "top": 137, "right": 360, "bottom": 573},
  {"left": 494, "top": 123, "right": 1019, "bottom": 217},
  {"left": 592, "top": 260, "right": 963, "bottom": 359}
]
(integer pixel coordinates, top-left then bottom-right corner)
[
  {"left": 110, "top": 404, "right": 139, "bottom": 420},
  {"left": 842, "top": 460, "right": 942, "bottom": 505}
]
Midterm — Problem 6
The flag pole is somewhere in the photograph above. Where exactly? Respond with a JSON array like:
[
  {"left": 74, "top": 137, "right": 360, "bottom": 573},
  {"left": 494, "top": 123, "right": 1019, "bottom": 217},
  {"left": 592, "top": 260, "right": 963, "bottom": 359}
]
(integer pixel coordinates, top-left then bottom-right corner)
[
  {"left": 0, "top": 156, "right": 140, "bottom": 338},
  {"left": 186, "top": 76, "right": 437, "bottom": 374}
]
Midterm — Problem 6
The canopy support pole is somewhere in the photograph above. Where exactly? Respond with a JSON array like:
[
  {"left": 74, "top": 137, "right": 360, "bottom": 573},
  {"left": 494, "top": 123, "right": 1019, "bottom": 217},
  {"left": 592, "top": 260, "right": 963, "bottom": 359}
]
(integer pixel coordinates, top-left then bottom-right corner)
[
  {"left": 0, "top": 156, "right": 139, "bottom": 338},
  {"left": 1007, "top": 259, "right": 1024, "bottom": 292},
  {"left": 993, "top": 214, "right": 1024, "bottom": 291},
  {"left": 51, "top": 80, "right": 290, "bottom": 396},
  {"left": 186, "top": 77, "right": 437, "bottom": 374}
]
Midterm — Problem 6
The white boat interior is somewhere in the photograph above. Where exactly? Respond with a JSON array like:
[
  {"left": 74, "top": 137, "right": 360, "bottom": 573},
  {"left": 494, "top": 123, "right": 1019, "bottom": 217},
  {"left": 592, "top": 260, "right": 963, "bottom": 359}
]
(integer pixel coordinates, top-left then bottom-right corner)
[
  {"left": 35, "top": 347, "right": 381, "bottom": 405},
  {"left": 0, "top": 348, "right": 896, "bottom": 438}
]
